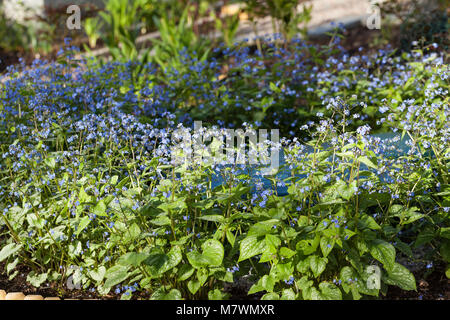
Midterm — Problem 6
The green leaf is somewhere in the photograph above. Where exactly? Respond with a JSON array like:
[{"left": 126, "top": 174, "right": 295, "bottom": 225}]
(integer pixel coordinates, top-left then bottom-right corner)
[
  {"left": 336, "top": 180, "right": 357, "bottom": 200},
  {"left": 440, "top": 241, "right": 450, "bottom": 262},
  {"left": 394, "top": 240, "right": 413, "bottom": 258},
  {"left": 104, "top": 265, "right": 131, "bottom": 288},
  {"left": 358, "top": 156, "right": 378, "bottom": 170},
  {"left": 208, "top": 289, "right": 228, "bottom": 300},
  {"left": 271, "top": 262, "right": 294, "bottom": 281},
  {"left": 187, "top": 239, "right": 224, "bottom": 268},
  {"left": 27, "top": 271, "right": 48, "bottom": 287},
  {"left": 358, "top": 214, "right": 381, "bottom": 230},
  {"left": 44, "top": 157, "right": 56, "bottom": 169},
  {"left": 319, "top": 282, "right": 342, "bottom": 300},
  {"left": 6, "top": 258, "right": 19, "bottom": 275},
  {"left": 196, "top": 268, "right": 208, "bottom": 286},
  {"left": 93, "top": 200, "right": 107, "bottom": 216},
  {"left": 118, "top": 252, "right": 149, "bottom": 267},
  {"left": 76, "top": 216, "right": 91, "bottom": 236},
  {"left": 178, "top": 264, "right": 195, "bottom": 281},
  {"left": 309, "top": 287, "right": 323, "bottom": 300},
  {"left": 164, "top": 289, "right": 182, "bottom": 300},
  {"left": 78, "top": 187, "right": 91, "bottom": 204},
  {"left": 248, "top": 275, "right": 275, "bottom": 294},
  {"left": 320, "top": 236, "right": 334, "bottom": 257},
  {"left": 261, "top": 292, "right": 279, "bottom": 300},
  {"left": 187, "top": 279, "right": 202, "bottom": 295},
  {"left": 269, "top": 82, "right": 280, "bottom": 93},
  {"left": 248, "top": 220, "right": 276, "bottom": 237},
  {"left": 280, "top": 247, "right": 296, "bottom": 259},
  {"left": 198, "top": 215, "right": 225, "bottom": 223},
  {"left": 265, "top": 234, "right": 281, "bottom": 248},
  {"left": 149, "top": 246, "right": 182, "bottom": 276},
  {"left": 238, "top": 235, "right": 267, "bottom": 262},
  {"left": 384, "top": 262, "right": 416, "bottom": 291},
  {"left": 296, "top": 234, "right": 319, "bottom": 255},
  {"left": 440, "top": 227, "right": 450, "bottom": 240},
  {"left": 339, "top": 266, "right": 356, "bottom": 293},
  {"left": 0, "top": 243, "right": 22, "bottom": 262},
  {"left": 310, "top": 255, "right": 328, "bottom": 278},
  {"left": 369, "top": 239, "right": 396, "bottom": 272},
  {"left": 280, "top": 288, "right": 296, "bottom": 300},
  {"left": 127, "top": 223, "right": 141, "bottom": 241},
  {"left": 89, "top": 266, "right": 106, "bottom": 282},
  {"left": 414, "top": 229, "right": 435, "bottom": 248},
  {"left": 151, "top": 288, "right": 182, "bottom": 300}
]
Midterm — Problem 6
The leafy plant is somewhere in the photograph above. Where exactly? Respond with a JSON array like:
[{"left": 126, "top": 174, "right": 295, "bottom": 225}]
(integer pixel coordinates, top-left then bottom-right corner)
[
  {"left": 244, "top": 0, "right": 312, "bottom": 41},
  {"left": 0, "top": 36, "right": 448, "bottom": 301}
]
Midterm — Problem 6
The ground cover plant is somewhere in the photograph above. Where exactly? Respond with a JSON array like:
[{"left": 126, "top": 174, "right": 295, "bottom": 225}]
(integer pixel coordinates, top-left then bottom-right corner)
[{"left": 0, "top": 33, "right": 449, "bottom": 300}]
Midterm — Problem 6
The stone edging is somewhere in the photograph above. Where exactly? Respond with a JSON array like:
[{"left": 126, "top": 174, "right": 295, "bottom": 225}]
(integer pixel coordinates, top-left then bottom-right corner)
[{"left": 0, "top": 289, "right": 90, "bottom": 300}]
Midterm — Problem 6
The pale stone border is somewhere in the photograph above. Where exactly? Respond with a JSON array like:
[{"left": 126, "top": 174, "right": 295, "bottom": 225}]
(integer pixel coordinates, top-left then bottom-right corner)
[{"left": 0, "top": 289, "right": 95, "bottom": 300}]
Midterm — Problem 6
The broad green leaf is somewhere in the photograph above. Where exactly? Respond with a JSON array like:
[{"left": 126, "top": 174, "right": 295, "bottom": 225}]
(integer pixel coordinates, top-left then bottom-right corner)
[
  {"left": 369, "top": 239, "right": 396, "bottom": 272},
  {"left": 75, "top": 216, "right": 91, "bottom": 236},
  {"left": 440, "top": 241, "right": 450, "bottom": 262},
  {"left": 339, "top": 266, "right": 357, "bottom": 293},
  {"left": 414, "top": 228, "right": 435, "bottom": 248},
  {"left": 394, "top": 240, "right": 413, "bottom": 258},
  {"left": 281, "top": 288, "right": 296, "bottom": 300},
  {"left": 319, "top": 282, "right": 342, "bottom": 300},
  {"left": 89, "top": 266, "right": 106, "bottom": 282},
  {"left": 118, "top": 252, "right": 149, "bottom": 267},
  {"left": 187, "top": 279, "right": 201, "bottom": 295},
  {"left": 440, "top": 227, "right": 450, "bottom": 240},
  {"left": 187, "top": 239, "right": 224, "bottom": 268},
  {"left": 248, "top": 220, "right": 278, "bottom": 237},
  {"left": 320, "top": 236, "right": 334, "bottom": 257},
  {"left": 296, "top": 234, "right": 319, "bottom": 255},
  {"left": 280, "top": 247, "right": 296, "bottom": 259},
  {"left": 196, "top": 268, "right": 208, "bottom": 286},
  {"left": 178, "top": 264, "right": 195, "bottom": 281},
  {"left": 358, "top": 214, "right": 381, "bottom": 230},
  {"left": 310, "top": 255, "right": 327, "bottom": 278},
  {"left": 144, "top": 247, "right": 182, "bottom": 277},
  {"left": 271, "top": 262, "right": 294, "bottom": 281},
  {"left": 261, "top": 292, "right": 280, "bottom": 300},
  {"left": 164, "top": 289, "right": 182, "bottom": 300},
  {"left": 127, "top": 223, "right": 141, "bottom": 241},
  {"left": 384, "top": 262, "right": 416, "bottom": 291},
  {"left": 151, "top": 288, "right": 182, "bottom": 300},
  {"left": 104, "top": 265, "right": 131, "bottom": 288},
  {"left": 93, "top": 200, "right": 107, "bottom": 216},
  {"left": 0, "top": 243, "right": 22, "bottom": 262},
  {"left": 248, "top": 274, "right": 275, "bottom": 294},
  {"left": 238, "top": 235, "right": 267, "bottom": 262},
  {"left": 27, "top": 271, "right": 48, "bottom": 287},
  {"left": 358, "top": 156, "right": 378, "bottom": 170},
  {"left": 208, "top": 289, "right": 228, "bottom": 300},
  {"left": 198, "top": 215, "right": 225, "bottom": 223},
  {"left": 265, "top": 234, "right": 281, "bottom": 248}
]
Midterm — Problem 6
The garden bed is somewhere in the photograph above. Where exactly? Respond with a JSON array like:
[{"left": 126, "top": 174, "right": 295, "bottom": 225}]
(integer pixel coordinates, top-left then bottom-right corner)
[{"left": 0, "top": 0, "right": 449, "bottom": 302}]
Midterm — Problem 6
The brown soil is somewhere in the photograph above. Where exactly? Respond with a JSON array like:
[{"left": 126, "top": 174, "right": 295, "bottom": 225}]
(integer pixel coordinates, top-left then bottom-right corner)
[{"left": 2, "top": 259, "right": 448, "bottom": 300}]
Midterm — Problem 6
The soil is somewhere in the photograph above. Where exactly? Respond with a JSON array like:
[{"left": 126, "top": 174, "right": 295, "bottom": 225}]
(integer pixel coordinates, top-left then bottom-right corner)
[{"left": 1, "top": 259, "right": 448, "bottom": 300}]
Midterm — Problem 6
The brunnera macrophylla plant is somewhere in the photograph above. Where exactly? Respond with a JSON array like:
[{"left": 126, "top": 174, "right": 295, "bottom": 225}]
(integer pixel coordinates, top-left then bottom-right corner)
[
  {"left": 236, "top": 94, "right": 449, "bottom": 300},
  {"left": 0, "top": 40, "right": 448, "bottom": 300}
]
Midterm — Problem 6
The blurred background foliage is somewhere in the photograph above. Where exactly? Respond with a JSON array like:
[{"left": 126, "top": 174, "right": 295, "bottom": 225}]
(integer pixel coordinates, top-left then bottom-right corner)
[
  {"left": 0, "top": 0, "right": 447, "bottom": 72},
  {"left": 376, "top": 0, "right": 449, "bottom": 51}
]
